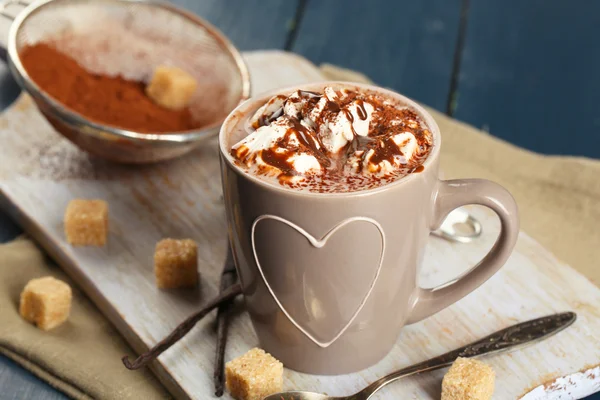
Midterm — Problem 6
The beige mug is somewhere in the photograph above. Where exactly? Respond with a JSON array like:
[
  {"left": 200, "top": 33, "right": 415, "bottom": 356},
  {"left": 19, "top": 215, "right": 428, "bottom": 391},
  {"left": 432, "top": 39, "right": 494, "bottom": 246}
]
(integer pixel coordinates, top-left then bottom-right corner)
[{"left": 219, "top": 82, "right": 519, "bottom": 374}]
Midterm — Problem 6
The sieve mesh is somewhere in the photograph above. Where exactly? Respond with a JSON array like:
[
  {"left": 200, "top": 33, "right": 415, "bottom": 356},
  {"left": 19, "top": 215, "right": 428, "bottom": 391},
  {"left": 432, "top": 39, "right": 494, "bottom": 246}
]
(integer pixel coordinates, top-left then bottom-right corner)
[{"left": 13, "top": 0, "right": 245, "bottom": 130}]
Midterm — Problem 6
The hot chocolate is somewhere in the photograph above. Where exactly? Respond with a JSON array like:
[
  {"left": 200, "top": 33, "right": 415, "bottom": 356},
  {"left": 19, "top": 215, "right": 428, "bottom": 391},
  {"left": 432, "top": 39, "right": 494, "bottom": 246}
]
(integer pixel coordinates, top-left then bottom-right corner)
[
  {"left": 220, "top": 82, "right": 519, "bottom": 374},
  {"left": 229, "top": 86, "right": 433, "bottom": 192}
]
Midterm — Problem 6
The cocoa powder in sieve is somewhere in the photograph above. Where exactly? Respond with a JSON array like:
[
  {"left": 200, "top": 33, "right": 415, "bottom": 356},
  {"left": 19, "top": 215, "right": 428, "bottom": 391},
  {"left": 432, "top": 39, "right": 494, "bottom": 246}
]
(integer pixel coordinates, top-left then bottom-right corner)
[{"left": 20, "top": 43, "right": 202, "bottom": 133}]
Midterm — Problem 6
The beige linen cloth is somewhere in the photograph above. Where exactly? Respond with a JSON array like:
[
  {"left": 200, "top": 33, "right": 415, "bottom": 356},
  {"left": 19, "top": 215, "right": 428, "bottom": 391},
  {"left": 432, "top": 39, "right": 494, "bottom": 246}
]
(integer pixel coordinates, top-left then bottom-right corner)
[{"left": 1, "top": 66, "right": 599, "bottom": 399}]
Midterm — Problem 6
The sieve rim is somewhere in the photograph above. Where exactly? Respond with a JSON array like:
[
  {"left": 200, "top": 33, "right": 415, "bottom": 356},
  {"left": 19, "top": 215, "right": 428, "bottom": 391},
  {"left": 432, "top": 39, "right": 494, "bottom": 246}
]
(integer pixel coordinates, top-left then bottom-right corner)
[{"left": 7, "top": 0, "right": 251, "bottom": 144}]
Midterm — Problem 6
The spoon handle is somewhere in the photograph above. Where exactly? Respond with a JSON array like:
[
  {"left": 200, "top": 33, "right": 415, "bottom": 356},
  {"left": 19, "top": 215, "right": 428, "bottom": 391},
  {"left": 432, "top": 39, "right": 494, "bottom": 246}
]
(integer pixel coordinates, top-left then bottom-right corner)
[{"left": 356, "top": 312, "right": 576, "bottom": 400}]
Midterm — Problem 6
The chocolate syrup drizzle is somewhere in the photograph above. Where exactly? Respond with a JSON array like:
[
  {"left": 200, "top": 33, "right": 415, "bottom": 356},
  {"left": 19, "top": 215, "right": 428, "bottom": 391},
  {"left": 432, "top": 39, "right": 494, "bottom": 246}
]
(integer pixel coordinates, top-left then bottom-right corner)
[{"left": 232, "top": 88, "right": 433, "bottom": 192}]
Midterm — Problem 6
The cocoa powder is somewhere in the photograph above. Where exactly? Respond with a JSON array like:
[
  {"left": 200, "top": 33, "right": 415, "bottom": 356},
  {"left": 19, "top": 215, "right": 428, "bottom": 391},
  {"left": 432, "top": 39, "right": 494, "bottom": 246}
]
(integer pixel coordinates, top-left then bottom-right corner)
[{"left": 20, "top": 43, "right": 202, "bottom": 133}]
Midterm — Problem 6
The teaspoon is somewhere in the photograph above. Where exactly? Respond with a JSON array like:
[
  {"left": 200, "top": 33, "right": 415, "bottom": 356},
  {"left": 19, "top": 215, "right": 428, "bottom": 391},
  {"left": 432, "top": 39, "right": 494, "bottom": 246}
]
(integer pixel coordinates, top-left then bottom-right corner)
[{"left": 264, "top": 312, "right": 575, "bottom": 400}]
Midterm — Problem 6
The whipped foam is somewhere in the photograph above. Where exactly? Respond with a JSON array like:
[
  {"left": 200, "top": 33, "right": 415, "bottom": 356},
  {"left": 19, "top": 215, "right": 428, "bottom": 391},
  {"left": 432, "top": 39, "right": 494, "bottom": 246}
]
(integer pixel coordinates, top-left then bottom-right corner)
[{"left": 231, "top": 87, "right": 433, "bottom": 192}]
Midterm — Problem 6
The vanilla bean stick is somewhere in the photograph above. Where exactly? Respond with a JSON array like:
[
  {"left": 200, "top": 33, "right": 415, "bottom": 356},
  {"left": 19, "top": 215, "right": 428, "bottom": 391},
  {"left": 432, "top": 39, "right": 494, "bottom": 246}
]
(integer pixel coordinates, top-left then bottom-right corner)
[
  {"left": 122, "top": 283, "right": 243, "bottom": 370},
  {"left": 214, "top": 246, "right": 238, "bottom": 396}
]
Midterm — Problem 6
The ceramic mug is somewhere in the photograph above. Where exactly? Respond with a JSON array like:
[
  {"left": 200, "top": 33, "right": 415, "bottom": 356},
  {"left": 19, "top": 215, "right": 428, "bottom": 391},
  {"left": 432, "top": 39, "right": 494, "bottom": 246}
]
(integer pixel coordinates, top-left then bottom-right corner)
[{"left": 219, "top": 82, "right": 519, "bottom": 374}]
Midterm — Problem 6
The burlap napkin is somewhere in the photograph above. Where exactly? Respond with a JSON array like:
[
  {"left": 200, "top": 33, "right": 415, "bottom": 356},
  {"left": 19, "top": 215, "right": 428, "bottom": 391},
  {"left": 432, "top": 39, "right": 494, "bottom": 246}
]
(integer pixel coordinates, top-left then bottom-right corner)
[
  {"left": 0, "top": 65, "right": 598, "bottom": 399},
  {"left": 0, "top": 237, "right": 170, "bottom": 399}
]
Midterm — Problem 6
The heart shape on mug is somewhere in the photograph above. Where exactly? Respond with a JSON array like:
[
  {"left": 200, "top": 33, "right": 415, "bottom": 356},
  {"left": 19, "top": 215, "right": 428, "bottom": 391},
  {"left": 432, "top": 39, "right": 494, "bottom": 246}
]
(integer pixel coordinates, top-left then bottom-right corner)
[{"left": 251, "top": 215, "right": 386, "bottom": 348}]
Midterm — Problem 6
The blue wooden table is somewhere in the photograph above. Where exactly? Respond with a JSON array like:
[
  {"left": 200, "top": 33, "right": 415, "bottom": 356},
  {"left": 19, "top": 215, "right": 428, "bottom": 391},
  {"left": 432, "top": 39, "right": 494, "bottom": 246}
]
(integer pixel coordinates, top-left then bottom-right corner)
[{"left": 1, "top": 0, "right": 598, "bottom": 398}]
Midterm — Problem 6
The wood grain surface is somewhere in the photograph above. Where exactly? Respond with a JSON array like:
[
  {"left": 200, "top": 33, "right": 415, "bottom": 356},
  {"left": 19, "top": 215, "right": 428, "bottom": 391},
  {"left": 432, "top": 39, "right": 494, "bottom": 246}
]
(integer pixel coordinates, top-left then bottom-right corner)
[
  {"left": 0, "top": 357, "right": 64, "bottom": 400},
  {"left": 172, "top": 0, "right": 299, "bottom": 51},
  {"left": 0, "top": 51, "right": 599, "bottom": 400},
  {"left": 0, "top": 1, "right": 302, "bottom": 397},
  {"left": 452, "top": 0, "right": 600, "bottom": 157},
  {"left": 0, "top": 1, "right": 599, "bottom": 399},
  {"left": 0, "top": 210, "right": 20, "bottom": 243},
  {"left": 291, "top": 0, "right": 462, "bottom": 112}
]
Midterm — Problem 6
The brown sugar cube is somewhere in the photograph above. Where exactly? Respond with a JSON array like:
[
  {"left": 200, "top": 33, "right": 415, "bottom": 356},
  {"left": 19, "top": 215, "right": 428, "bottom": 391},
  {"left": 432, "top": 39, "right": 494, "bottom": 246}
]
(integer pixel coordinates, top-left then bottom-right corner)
[
  {"left": 64, "top": 199, "right": 108, "bottom": 246},
  {"left": 226, "top": 347, "right": 283, "bottom": 400},
  {"left": 145, "top": 65, "right": 197, "bottom": 111},
  {"left": 19, "top": 277, "right": 72, "bottom": 331},
  {"left": 442, "top": 357, "right": 495, "bottom": 400},
  {"left": 154, "top": 239, "right": 198, "bottom": 289}
]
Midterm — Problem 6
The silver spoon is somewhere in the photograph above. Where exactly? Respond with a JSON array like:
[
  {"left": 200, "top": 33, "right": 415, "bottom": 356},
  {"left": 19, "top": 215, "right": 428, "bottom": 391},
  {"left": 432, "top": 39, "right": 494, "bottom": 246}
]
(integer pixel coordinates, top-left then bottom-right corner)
[
  {"left": 432, "top": 207, "right": 482, "bottom": 243},
  {"left": 264, "top": 312, "right": 576, "bottom": 400}
]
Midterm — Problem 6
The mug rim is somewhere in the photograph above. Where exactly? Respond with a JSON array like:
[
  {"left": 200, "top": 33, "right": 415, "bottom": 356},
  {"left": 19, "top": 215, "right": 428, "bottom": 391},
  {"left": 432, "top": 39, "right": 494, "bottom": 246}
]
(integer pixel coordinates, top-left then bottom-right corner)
[{"left": 219, "top": 81, "right": 442, "bottom": 198}]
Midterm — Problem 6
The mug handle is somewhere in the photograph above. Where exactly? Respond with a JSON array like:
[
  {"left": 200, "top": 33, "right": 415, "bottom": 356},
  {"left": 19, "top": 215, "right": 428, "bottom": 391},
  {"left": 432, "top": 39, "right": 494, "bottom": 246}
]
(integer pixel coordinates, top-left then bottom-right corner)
[{"left": 406, "top": 179, "right": 519, "bottom": 324}]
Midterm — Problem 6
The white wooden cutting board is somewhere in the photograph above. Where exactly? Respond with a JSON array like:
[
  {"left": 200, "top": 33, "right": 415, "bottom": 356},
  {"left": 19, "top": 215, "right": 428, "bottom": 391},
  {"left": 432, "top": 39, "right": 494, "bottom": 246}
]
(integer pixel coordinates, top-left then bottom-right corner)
[{"left": 0, "top": 50, "right": 599, "bottom": 400}]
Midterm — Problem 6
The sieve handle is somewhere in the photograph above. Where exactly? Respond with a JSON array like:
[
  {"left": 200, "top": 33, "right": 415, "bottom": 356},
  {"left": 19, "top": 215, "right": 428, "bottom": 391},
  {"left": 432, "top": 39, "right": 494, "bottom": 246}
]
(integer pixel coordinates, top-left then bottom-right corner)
[
  {"left": 0, "top": 0, "right": 28, "bottom": 19},
  {"left": 0, "top": 0, "right": 29, "bottom": 59}
]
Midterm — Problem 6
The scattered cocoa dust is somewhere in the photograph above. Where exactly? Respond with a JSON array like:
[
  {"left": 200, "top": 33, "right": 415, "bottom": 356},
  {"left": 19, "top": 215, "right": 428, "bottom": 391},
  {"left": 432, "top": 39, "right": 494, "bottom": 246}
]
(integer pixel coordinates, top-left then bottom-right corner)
[
  {"left": 518, "top": 364, "right": 600, "bottom": 398},
  {"left": 1, "top": 94, "right": 194, "bottom": 181}
]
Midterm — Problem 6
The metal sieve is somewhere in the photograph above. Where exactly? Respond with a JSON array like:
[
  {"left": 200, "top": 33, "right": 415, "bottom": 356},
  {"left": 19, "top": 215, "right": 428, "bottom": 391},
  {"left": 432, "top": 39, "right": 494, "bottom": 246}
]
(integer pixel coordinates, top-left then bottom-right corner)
[{"left": 2, "top": 0, "right": 250, "bottom": 163}]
